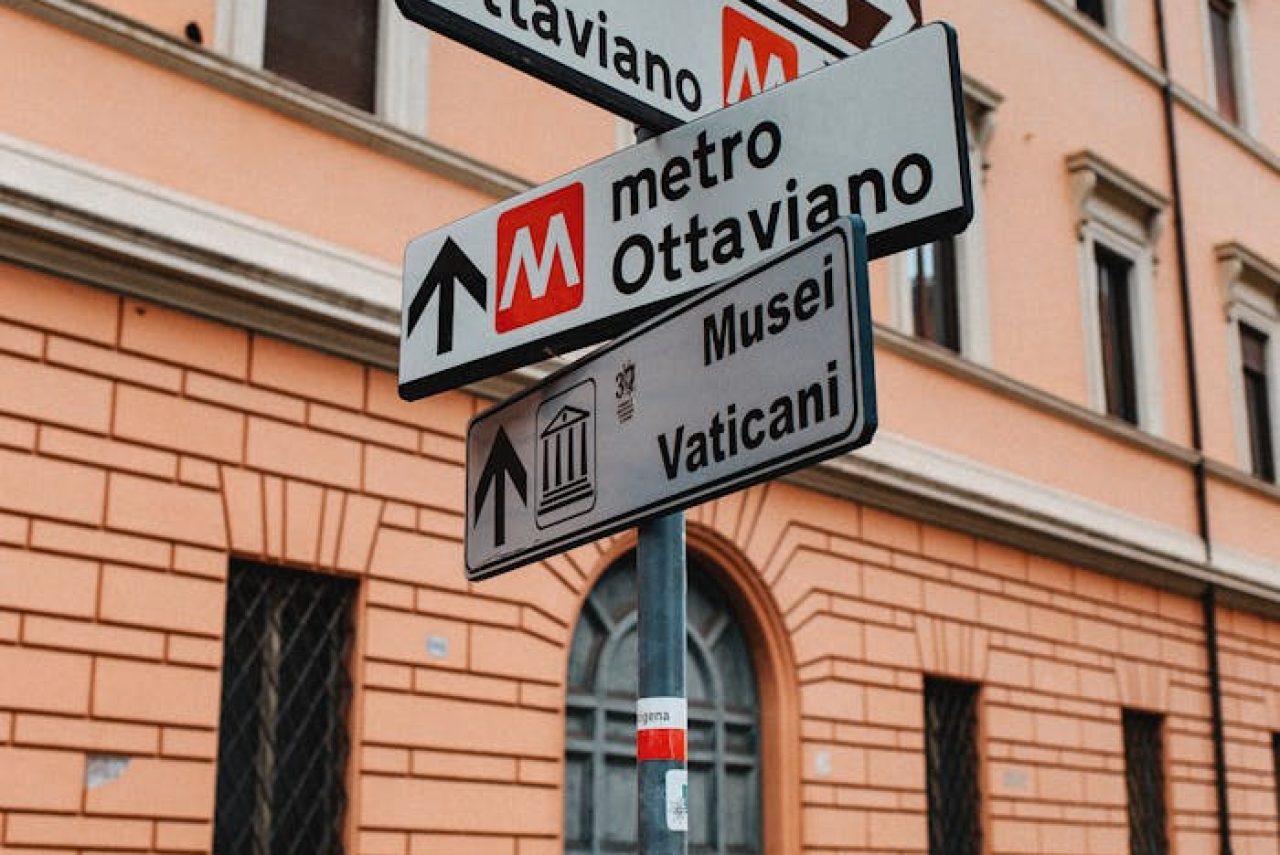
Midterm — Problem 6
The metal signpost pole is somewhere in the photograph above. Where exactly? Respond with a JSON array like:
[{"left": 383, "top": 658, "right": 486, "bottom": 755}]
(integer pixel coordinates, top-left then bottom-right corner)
[
  {"left": 632, "top": 121, "right": 688, "bottom": 855},
  {"left": 637, "top": 512, "right": 687, "bottom": 855},
  {"left": 399, "top": 4, "right": 929, "bottom": 853}
]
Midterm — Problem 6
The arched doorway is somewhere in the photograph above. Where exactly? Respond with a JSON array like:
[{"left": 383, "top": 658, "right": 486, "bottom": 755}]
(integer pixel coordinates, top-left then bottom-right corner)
[{"left": 564, "top": 550, "right": 762, "bottom": 854}]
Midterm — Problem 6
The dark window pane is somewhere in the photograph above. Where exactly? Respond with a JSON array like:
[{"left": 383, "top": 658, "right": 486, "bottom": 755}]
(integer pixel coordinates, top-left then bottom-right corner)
[
  {"left": 564, "top": 553, "right": 761, "bottom": 854},
  {"left": 909, "top": 239, "right": 962, "bottom": 353},
  {"left": 1209, "top": 0, "right": 1240, "bottom": 125},
  {"left": 1272, "top": 733, "right": 1280, "bottom": 830},
  {"left": 1077, "top": 0, "right": 1107, "bottom": 26},
  {"left": 213, "top": 562, "right": 357, "bottom": 855},
  {"left": 1123, "top": 710, "right": 1169, "bottom": 855},
  {"left": 264, "top": 0, "right": 379, "bottom": 111},
  {"left": 925, "top": 677, "right": 982, "bottom": 855},
  {"left": 1242, "top": 325, "right": 1275, "bottom": 481},
  {"left": 1096, "top": 245, "right": 1139, "bottom": 424}
]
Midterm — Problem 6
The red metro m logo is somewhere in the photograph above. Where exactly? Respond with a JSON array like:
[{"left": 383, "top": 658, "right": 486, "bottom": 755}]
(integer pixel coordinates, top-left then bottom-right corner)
[
  {"left": 495, "top": 183, "right": 586, "bottom": 333},
  {"left": 722, "top": 8, "right": 799, "bottom": 106}
]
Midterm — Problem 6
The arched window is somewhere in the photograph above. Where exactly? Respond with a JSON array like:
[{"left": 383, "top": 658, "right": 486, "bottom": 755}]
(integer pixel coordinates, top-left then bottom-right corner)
[{"left": 565, "top": 551, "right": 762, "bottom": 854}]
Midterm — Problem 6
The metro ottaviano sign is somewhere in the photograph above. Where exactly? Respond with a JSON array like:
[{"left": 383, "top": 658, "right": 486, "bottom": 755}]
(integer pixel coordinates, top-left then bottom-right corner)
[
  {"left": 399, "top": 24, "right": 970, "bottom": 400},
  {"left": 395, "top": 0, "right": 921, "bottom": 130}
]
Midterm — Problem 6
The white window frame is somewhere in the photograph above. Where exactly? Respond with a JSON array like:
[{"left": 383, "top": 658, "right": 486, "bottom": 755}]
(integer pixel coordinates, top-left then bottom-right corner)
[
  {"left": 1068, "top": 151, "right": 1168, "bottom": 435},
  {"left": 1075, "top": 0, "right": 1130, "bottom": 41},
  {"left": 1200, "top": 0, "right": 1256, "bottom": 133},
  {"left": 213, "top": 0, "right": 428, "bottom": 134},
  {"left": 1218, "top": 243, "right": 1280, "bottom": 480},
  {"left": 890, "top": 78, "right": 1000, "bottom": 366}
]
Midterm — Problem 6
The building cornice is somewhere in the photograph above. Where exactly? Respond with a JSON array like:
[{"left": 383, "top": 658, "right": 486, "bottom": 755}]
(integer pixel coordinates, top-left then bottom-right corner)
[
  {"left": 6, "top": 0, "right": 1277, "bottom": 186},
  {"left": 2, "top": 137, "right": 1277, "bottom": 613},
  {"left": 2, "top": 0, "right": 533, "bottom": 202},
  {"left": 1030, "top": 0, "right": 1280, "bottom": 177},
  {"left": 874, "top": 327, "right": 1195, "bottom": 465},
  {"left": 0, "top": 132, "right": 401, "bottom": 368},
  {"left": 2, "top": 0, "right": 1278, "bottom": 613}
]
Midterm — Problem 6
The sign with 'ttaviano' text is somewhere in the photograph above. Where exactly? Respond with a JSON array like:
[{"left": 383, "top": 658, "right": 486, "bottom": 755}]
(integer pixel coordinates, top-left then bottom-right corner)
[{"left": 394, "top": 0, "right": 921, "bottom": 130}]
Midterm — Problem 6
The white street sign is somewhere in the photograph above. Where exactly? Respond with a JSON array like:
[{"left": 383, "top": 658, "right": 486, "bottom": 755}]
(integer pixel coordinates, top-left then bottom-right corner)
[
  {"left": 465, "top": 218, "right": 875, "bottom": 581},
  {"left": 394, "top": 0, "right": 920, "bottom": 129},
  {"left": 400, "top": 24, "right": 968, "bottom": 400}
]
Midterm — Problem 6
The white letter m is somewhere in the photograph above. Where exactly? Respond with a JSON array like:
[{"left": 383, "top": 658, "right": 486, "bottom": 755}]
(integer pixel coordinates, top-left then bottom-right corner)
[
  {"left": 727, "top": 37, "right": 790, "bottom": 103},
  {"left": 499, "top": 213, "right": 581, "bottom": 311}
]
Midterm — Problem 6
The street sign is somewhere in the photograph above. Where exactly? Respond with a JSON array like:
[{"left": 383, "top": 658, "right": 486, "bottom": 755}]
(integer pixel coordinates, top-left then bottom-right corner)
[
  {"left": 400, "top": 23, "right": 968, "bottom": 400},
  {"left": 465, "top": 217, "right": 875, "bottom": 581},
  {"left": 394, "top": 0, "right": 920, "bottom": 130}
]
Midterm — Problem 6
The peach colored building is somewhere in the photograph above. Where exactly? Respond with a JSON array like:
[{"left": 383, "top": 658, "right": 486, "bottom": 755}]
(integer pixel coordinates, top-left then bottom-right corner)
[{"left": 0, "top": 0, "right": 1278, "bottom": 853}]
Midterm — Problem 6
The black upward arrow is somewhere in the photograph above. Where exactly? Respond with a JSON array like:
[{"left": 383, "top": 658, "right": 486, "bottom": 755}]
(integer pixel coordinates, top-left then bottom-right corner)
[
  {"left": 474, "top": 426, "right": 527, "bottom": 548},
  {"left": 407, "top": 238, "right": 487, "bottom": 355}
]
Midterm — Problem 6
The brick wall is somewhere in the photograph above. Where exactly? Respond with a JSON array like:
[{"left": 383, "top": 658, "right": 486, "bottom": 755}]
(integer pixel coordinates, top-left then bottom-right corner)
[
  {"left": 1, "top": 263, "right": 1278, "bottom": 854},
  {"left": 1218, "top": 608, "right": 1280, "bottom": 855}
]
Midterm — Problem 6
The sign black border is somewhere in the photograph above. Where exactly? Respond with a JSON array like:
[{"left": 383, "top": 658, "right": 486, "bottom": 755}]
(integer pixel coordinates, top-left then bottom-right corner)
[{"left": 464, "top": 218, "right": 877, "bottom": 581}]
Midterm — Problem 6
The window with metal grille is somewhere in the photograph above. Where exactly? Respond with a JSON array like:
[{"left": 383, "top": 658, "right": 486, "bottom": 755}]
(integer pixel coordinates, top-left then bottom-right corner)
[
  {"left": 924, "top": 677, "right": 982, "bottom": 855},
  {"left": 1272, "top": 733, "right": 1280, "bottom": 832},
  {"left": 213, "top": 562, "right": 357, "bottom": 855},
  {"left": 264, "top": 0, "right": 380, "bottom": 110},
  {"left": 1123, "top": 710, "right": 1169, "bottom": 855},
  {"left": 1096, "top": 243, "right": 1139, "bottom": 424},
  {"left": 907, "top": 238, "right": 962, "bottom": 354},
  {"left": 565, "top": 552, "right": 760, "bottom": 855},
  {"left": 1077, "top": 0, "right": 1107, "bottom": 27},
  {"left": 1208, "top": 0, "right": 1240, "bottom": 125},
  {"left": 1241, "top": 325, "right": 1275, "bottom": 481}
]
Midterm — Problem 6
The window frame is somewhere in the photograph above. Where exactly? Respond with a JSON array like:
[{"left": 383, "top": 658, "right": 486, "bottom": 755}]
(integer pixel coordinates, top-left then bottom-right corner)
[
  {"left": 1218, "top": 242, "right": 1280, "bottom": 483},
  {"left": 212, "top": 561, "right": 358, "bottom": 855},
  {"left": 1076, "top": 0, "right": 1108, "bottom": 28},
  {"left": 1239, "top": 324, "right": 1276, "bottom": 481},
  {"left": 1069, "top": 151, "right": 1167, "bottom": 435},
  {"left": 1075, "top": 0, "right": 1129, "bottom": 38},
  {"left": 1272, "top": 732, "right": 1280, "bottom": 832},
  {"left": 564, "top": 551, "right": 764, "bottom": 855},
  {"left": 214, "top": 0, "right": 428, "bottom": 133},
  {"left": 1094, "top": 239, "right": 1141, "bottom": 424},
  {"left": 906, "top": 237, "right": 963, "bottom": 354},
  {"left": 1121, "top": 708, "right": 1171, "bottom": 855},
  {"left": 923, "top": 676, "right": 984, "bottom": 855},
  {"left": 891, "top": 79, "right": 1000, "bottom": 366},
  {"left": 1200, "top": 0, "right": 1255, "bottom": 132}
]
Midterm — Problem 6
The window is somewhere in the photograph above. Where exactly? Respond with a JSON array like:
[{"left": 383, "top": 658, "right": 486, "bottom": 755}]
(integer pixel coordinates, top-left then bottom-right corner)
[
  {"left": 1208, "top": 0, "right": 1241, "bottom": 125},
  {"left": 907, "top": 239, "right": 962, "bottom": 353},
  {"left": 1096, "top": 244, "right": 1139, "bottom": 424},
  {"left": 1241, "top": 325, "right": 1275, "bottom": 480},
  {"left": 1077, "top": 0, "right": 1107, "bottom": 27},
  {"left": 213, "top": 562, "right": 357, "bottom": 855},
  {"left": 215, "top": 0, "right": 427, "bottom": 132},
  {"left": 924, "top": 677, "right": 982, "bottom": 855},
  {"left": 1069, "top": 151, "right": 1168, "bottom": 434},
  {"left": 1219, "top": 243, "right": 1280, "bottom": 482},
  {"left": 892, "top": 80, "right": 1000, "bottom": 364},
  {"left": 565, "top": 553, "right": 761, "bottom": 855},
  {"left": 1122, "top": 710, "right": 1169, "bottom": 855},
  {"left": 263, "top": 0, "right": 379, "bottom": 111},
  {"left": 1272, "top": 733, "right": 1280, "bottom": 830}
]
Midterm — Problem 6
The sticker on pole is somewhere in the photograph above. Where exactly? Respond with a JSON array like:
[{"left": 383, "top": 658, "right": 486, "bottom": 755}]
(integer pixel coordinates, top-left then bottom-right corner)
[
  {"left": 665, "top": 769, "right": 689, "bottom": 833},
  {"left": 638, "top": 697, "right": 688, "bottom": 762}
]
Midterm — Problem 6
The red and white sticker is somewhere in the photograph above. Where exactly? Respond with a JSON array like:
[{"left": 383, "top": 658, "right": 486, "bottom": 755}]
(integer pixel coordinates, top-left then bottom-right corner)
[{"left": 637, "top": 697, "right": 688, "bottom": 763}]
